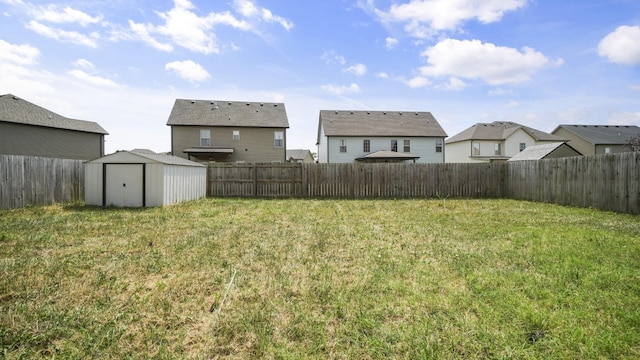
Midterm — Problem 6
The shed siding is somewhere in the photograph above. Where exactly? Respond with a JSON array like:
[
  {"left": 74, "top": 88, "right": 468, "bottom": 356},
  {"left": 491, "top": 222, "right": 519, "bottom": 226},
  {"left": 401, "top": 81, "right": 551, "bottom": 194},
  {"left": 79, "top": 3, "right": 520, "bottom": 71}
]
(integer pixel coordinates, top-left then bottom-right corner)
[
  {"left": 162, "top": 165, "right": 206, "bottom": 206},
  {"left": 171, "top": 126, "right": 286, "bottom": 163},
  {"left": 84, "top": 163, "right": 103, "bottom": 206},
  {"left": 0, "top": 122, "right": 104, "bottom": 160}
]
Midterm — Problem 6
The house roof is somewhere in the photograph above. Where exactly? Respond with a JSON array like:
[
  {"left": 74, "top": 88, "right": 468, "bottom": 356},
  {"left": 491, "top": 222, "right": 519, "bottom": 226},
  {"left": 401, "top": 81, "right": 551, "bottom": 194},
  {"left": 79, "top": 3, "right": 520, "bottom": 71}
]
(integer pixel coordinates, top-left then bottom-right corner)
[
  {"left": 88, "top": 149, "right": 205, "bottom": 166},
  {"left": 0, "top": 94, "right": 108, "bottom": 134},
  {"left": 318, "top": 110, "right": 447, "bottom": 140},
  {"left": 552, "top": 124, "right": 640, "bottom": 145},
  {"left": 446, "top": 121, "right": 563, "bottom": 144},
  {"left": 166, "top": 99, "right": 289, "bottom": 128},
  {"left": 286, "top": 149, "right": 312, "bottom": 160},
  {"left": 356, "top": 150, "right": 420, "bottom": 161},
  {"left": 507, "top": 142, "right": 580, "bottom": 161}
]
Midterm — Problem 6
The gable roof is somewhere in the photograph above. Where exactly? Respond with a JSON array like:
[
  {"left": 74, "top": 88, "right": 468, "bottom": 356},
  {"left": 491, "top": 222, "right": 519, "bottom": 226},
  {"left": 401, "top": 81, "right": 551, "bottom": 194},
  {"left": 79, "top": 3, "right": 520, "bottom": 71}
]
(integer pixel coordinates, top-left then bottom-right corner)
[
  {"left": 507, "top": 142, "right": 581, "bottom": 161},
  {"left": 446, "top": 121, "right": 563, "bottom": 144},
  {"left": 0, "top": 94, "right": 108, "bottom": 134},
  {"left": 318, "top": 110, "right": 447, "bottom": 141},
  {"left": 286, "top": 149, "right": 312, "bottom": 160},
  {"left": 166, "top": 99, "right": 289, "bottom": 128},
  {"left": 87, "top": 149, "right": 205, "bottom": 167},
  {"left": 552, "top": 124, "right": 640, "bottom": 145}
]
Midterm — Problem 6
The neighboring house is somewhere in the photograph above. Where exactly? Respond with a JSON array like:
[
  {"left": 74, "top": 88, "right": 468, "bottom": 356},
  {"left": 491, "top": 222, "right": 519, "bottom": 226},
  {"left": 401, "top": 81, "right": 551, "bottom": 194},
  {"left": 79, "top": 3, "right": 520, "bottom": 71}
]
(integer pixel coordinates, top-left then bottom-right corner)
[
  {"left": 551, "top": 125, "right": 640, "bottom": 156},
  {"left": 445, "top": 121, "right": 566, "bottom": 163},
  {"left": 316, "top": 110, "right": 448, "bottom": 163},
  {"left": 507, "top": 142, "right": 582, "bottom": 162},
  {"left": 0, "top": 94, "right": 108, "bottom": 160},
  {"left": 286, "top": 149, "right": 314, "bottom": 163},
  {"left": 166, "top": 99, "right": 290, "bottom": 163}
]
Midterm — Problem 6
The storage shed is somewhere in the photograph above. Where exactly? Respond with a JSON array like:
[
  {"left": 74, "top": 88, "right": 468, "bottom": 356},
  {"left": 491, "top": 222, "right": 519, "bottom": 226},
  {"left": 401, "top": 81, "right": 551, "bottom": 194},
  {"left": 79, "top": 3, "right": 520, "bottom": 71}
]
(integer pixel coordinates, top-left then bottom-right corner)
[{"left": 85, "top": 149, "right": 206, "bottom": 207}]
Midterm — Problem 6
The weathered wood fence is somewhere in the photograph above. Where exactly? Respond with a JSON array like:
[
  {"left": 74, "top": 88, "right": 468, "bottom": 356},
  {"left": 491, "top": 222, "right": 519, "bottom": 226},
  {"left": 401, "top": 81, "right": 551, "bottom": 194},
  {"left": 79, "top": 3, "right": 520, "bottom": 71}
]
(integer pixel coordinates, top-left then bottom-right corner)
[
  {"left": 0, "top": 155, "right": 85, "bottom": 210},
  {"left": 208, "top": 153, "right": 640, "bottom": 214}
]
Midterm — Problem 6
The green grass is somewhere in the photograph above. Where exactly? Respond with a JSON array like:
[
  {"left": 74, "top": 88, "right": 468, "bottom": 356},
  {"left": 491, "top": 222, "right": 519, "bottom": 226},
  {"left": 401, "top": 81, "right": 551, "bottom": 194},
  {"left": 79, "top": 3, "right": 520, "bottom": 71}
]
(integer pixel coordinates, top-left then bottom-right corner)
[{"left": 1, "top": 198, "right": 639, "bottom": 359}]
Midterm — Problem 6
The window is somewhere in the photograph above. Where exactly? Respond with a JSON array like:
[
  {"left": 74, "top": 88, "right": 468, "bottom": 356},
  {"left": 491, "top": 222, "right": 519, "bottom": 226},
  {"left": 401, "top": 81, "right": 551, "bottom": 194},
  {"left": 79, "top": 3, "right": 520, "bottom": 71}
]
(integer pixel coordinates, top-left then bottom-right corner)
[
  {"left": 274, "top": 131, "right": 284, "bottom": 147},
  {"left": 233, "top": 130, "right": 240, "bottom": 141},
  {"left": 472, "top": 142, "right": 480, "bottom": 156},
  {"left": 436, "top": 140, "right": 443, "bottom": 153},
  {"left": 363, "top": 139, "right": 370, "bottom": 152},
  {"left": 340, "top": 139, "right": 347, "bottom": 153},
  {"left": 404, "top": 139, "right": 411, "bottom": 153},
  {"left": 495, "top": 143, "right": 501, "bottom": 155},
  {"left": 391, "top": 140, "right": 398, "bottom": 152},
  {"left": 200, "top": 129, "right": 211, "bottom": 147},
  {"left": 519, "top": 142, "right": 526, "bottom": 152},
  {"left": 605, "top": 147, "right": 611, "bottom": 154}
]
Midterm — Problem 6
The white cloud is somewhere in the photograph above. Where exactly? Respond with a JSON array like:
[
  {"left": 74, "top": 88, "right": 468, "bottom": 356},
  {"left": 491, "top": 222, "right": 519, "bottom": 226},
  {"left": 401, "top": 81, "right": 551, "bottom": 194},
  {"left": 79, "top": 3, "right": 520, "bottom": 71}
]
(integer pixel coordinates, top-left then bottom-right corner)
[
  {"left": 322, "top": 50, "right": 346, "bottom": 65},
  {"left": 0, "top": 39, "right": 39, "bottom": 65},
  {"left": 598, "top": 25, "right": 640, "bottom": 66},
  {"left": 33, "top": 4, "right": 102, "bottom": 26},
  {"left": 68, "top": 69, "right": 118, "bottom": 87},
  {"left": 343, "top": 63, "right": 367, "bottom": 76},
  {"left": 405, "top": 76, "right": 431, "bottom": 88},
  {"left": 232, "top": 0, "right": 293, "bottom": 30},
  {"left": 73, "top": 58, "right": 94, "bottom": 69},
  {"left": 165, "top": 60, "right": 211, "bottom": 82},
  {"left": 443, "top": 77, "right": 466, "bottom": 90},
  {"left": 376, "top": 71, "right": 389, "bottom": 79},
  {"left": 385, "top": 36, "right": 398, "bottom": 49},
  {"left": 27, "top": 20, "right": 98, "bottom": 47},
  {"left": 126, "top": 0, "right": 251, "bottom": 54},
  {"left": 321, "top": 83, "right": 361, "bottom": 95},
  {"left": 418, "top": 38, "right": 553, "bottom": 85},
  {"left": 375, "top": 0, "right": 528, "bottom": 37}
]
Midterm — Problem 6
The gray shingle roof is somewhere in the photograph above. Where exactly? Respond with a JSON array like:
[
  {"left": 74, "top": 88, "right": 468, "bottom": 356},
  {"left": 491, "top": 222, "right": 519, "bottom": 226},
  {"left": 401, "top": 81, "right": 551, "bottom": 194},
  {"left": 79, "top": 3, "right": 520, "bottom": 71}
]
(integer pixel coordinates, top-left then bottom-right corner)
[
  {"left": 166, "top": 99, "right": 289, "bottom": 128},
  {"left": 128, "top": 149, "right": 205, "bottom": 166},
  {"left": 318, "top": 110, "right": 447, "bottom": 138},
  {"left": 446, "top": 121, "right": 563, "bottom": 144},
  {"left": 0, "top": 94, "right": 108, "bottom": 134},
  {"left": 286, "top": 149, "right": 311, "bottom": 160},
  {"left": 552, "top": 124, "right": 640, "bottom": 145},
  {"left": 507, "top": 142, "right": 572, "bottom": 161}
]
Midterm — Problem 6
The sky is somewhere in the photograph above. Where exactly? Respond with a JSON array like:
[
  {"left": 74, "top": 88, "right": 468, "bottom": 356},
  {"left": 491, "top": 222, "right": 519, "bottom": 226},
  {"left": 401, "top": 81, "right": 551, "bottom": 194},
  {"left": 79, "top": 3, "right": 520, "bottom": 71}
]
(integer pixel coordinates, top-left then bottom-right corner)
[{"left": 1, "top": 0, "right": 639, "bottom": 154}]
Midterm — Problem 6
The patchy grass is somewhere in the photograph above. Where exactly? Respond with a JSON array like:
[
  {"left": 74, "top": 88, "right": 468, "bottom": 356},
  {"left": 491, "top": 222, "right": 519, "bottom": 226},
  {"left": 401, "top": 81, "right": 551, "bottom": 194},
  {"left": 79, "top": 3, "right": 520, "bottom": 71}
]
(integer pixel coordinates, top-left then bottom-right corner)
[{"left": 1, "top": 198, "right": 639, "bottom": 359}]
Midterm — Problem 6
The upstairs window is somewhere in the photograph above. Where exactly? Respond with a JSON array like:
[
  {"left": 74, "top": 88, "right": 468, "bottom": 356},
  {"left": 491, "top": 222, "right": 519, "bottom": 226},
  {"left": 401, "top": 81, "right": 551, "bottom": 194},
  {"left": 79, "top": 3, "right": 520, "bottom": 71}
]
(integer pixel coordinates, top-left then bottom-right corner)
[
  {"left": 340, "top": 139, "right": 347, "bottom": 153},
  {"left": 274, "top": 131, "right": 284, "bottom": 147},
  {"left": 233, "top": 130, "right": 240, "bottom": 141},
  {"left": 605, "top": 147, "right": 611, "bottom": 154},
  {"left": 495, "top": 143, "right": 501, "bottom": 155},
  {"left": 436, "top": 140, "right": 443, "bottom": 153},
  {"left": 519, "top": 142, "right": 526, "bottom": 152},
  {"left": 472, "top": 142, "right": 480, "bottom": 156},
  {"left": 391, "top": 140, "right": 398, "bottom": 152},
  {"left": 404, "top": 140, "right": 411, "bottom": 153},
  {"left": 200, "top": 129, "right": 211, "bottom": 147},
  {"left": 363, "top": 139, "right": 370, "bottom": 153}
]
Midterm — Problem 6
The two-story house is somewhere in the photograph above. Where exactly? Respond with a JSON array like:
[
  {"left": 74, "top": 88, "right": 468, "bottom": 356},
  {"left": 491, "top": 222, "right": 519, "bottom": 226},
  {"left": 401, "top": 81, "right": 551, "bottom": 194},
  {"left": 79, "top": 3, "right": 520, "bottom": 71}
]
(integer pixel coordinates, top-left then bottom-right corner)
[
  {"left": 0, "top": 94, "right": 108, "bottom": 160},
  {"left": 551, "top": 125, "right": 640, "bottom": 155},
  {"left": 316, "top": 110, "right": 448, "bottom": 163},
  {"left": 445, "top": 121, "right": 566, "bottom": 163},
  {"left": 166, "top": 99, "right": 289, "bottom": 163}
]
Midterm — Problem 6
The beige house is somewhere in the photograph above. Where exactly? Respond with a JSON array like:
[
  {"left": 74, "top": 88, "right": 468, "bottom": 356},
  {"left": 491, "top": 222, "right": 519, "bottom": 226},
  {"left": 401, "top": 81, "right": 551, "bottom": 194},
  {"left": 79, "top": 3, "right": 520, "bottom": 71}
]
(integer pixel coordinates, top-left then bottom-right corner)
[
  {"left": 551, "top": 125, "right": 640, "bottom": 156},
  {"left": 167, "top": 99, "right": 289, "bottom": 163},
  {"left": 0, "top": 94, "right": 108, "bottom": 160},
  {"left": 445, "top": 121, "right": 565, "bottom": 163}
]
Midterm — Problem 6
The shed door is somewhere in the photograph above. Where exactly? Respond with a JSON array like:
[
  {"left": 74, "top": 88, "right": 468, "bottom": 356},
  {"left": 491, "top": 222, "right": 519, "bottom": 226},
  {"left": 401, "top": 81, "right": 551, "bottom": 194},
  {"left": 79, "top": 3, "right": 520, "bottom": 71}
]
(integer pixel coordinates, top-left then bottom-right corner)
[{"left": 105, "top": 164, "right": 144, "bottom": 207}]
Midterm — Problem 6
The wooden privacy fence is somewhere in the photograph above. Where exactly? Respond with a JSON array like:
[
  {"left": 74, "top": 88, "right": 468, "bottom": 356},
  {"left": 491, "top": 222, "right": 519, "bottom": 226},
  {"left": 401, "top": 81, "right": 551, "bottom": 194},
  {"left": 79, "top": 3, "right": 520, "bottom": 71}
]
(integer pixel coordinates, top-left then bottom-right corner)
[
  {"left": 0, "top": 155, "right": 85, "bottom": 210},
  {"left": 208, "top": 153, "right": 640, "bottom": 214}
]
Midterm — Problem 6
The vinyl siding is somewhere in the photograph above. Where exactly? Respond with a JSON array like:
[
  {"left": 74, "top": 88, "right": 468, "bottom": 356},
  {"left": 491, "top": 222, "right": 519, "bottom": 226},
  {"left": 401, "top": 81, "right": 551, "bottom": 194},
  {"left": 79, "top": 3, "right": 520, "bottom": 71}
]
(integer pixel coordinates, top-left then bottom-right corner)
[
  {"left": 324, "top": 136, "right": 445, "bottom": 163},
  {"left": 0, "top": 122, "right": 104, "bottom": 160},
  {"left": 171, "top": 125, "right": 286, "bottom": 163}
]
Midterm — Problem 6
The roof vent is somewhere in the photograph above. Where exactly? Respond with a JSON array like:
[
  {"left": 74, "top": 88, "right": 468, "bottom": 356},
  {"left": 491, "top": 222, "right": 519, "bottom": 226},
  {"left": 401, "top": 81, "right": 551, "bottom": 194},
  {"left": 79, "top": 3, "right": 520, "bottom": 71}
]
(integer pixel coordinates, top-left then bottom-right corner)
[
  {"left": 335, "top": 111, "right": 338, "bottom": 114},
  {"left": 228, "top": 116, "right": 231, "bottom": 121},
  {"left": 260, "top": 103, "right": 264, "bottom": 106},
  {"left": 190, "top": 100, "right": 195, "bottom": 104},
  {"left": 246, "top": 103, "right": 250, "bottom": 106},
  {"left": 274, "top": 104, "right": 278, "bottom": 107},
  {"left": 228, "top": 102, "right": 232, "bottom": 105},
  {"left": 383, "top": 112, "right": 387, "bottom": 115},
  {"left": 399, "top": 112, "right": 402, "bottom": 115}
]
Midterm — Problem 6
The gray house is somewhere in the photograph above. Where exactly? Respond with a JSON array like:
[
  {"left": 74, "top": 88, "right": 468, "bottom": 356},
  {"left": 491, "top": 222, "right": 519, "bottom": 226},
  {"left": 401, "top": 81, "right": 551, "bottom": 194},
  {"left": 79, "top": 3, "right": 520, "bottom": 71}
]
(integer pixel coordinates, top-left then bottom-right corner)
[
  {"left": 552, "top": 125, "right": 640, "bottom": 156},
  {"left": 166, "top": 99, "right": 289, "bottom": 163},
  {"left": 0, "top": 94, "right": 108, "bottom": 160},
  {"left": 316, "top": 110, "right": 447, "bottom": 163}
]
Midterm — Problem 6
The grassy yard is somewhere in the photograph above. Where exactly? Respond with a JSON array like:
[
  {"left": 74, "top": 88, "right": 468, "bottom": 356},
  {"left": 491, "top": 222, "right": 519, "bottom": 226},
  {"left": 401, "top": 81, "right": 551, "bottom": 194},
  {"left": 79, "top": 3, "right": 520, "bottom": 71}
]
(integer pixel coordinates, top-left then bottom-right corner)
[{"left": 1, "top": 198, "right": 639, "bottom": 359}]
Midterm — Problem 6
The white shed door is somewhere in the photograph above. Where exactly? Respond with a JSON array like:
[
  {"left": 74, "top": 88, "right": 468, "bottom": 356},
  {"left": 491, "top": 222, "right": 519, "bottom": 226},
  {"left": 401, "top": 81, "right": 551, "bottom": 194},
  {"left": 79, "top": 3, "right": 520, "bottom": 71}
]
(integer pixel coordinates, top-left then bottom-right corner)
[{"left": 105, "top": 164, "right": 144, "bottom": 207}]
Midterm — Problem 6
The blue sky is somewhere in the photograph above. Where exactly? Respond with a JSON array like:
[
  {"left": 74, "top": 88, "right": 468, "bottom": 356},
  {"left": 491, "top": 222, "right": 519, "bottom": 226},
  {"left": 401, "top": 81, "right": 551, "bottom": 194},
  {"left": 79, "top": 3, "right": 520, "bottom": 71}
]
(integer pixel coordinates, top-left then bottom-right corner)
[{"left": 1, "top": 0, "right": 639, "bottom": 154}]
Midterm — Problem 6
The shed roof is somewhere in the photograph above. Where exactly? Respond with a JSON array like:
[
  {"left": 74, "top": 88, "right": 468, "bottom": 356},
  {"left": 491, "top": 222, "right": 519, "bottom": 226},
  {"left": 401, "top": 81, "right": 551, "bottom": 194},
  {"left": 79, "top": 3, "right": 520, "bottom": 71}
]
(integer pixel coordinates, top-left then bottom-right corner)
[
  {"left": 446, "top": 121, "right": 563, "bottom": 144},
  {"left": 318, "top": 110, "right": 447, "bottom": 139},
  {"left": 552, "top": 124, "right": 640, "bottom": 145},
  {"left": 507, "top": 142, "right": 580, "bottom": 161},
  {"left": 166, "top": 99, "right": 289, "bottom": 128},
  {"left": 0, "top": 94, "right": 108, "bottom": 134},
  {"left": 87, "top": 150, "right": 205, "bottom": 167}
]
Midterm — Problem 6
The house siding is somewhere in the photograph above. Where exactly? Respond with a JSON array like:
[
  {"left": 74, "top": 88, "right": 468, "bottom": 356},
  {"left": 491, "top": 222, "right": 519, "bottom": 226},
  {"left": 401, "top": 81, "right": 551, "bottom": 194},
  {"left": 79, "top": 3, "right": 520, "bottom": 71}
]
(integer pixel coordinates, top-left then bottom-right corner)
[
  {"left": 325, "top": 136, "right": 444, "bottom": 163},
  {"left": 171, "top": 126, "right": 287, "bottom": 163},
  {"left": 0, "top": 122, "right": 104, "bottom": 160}
]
